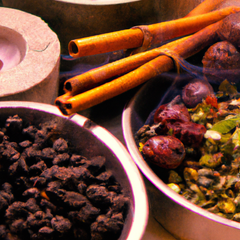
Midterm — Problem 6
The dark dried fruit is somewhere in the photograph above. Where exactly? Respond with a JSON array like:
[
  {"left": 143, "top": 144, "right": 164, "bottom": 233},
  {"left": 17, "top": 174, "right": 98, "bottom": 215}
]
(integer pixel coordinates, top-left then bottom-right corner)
[
  {"left": 52, "top": 153, "right": 70, "bottom": 166},
  {"left": 51, "top": 215, "right": 72, "bottom": 233},
  {"left": 91, "top": 213, "right": 124, "bottom": 240},
  {"left": 86, "top": 185, "right": 116, "bottom": 207},
  {"left": 142, "top": 135, "right": 186, "bottom": 169},
  {"left": 53, "top": 138, "right": 68, "bottom": 153},
  {"left": 154, "top": 95, "right": 190, "bottom": 123},
  {"left": 182, "top": 79, "right": 214, "bottom": 108},
  {"left": 62, "top": 191, "right": 88, "bottom": 209},
  {"left": 38, "top": 226, "right": 55, "bottom": 239},
  {"left": 202, "top": 41, "right": 240, "bottom": 70},
  {"left": 159, "top": 120, "right": 207, "bottom": 148},
  {"left": 218, "top": 12, "right": 240, "bottom": 48},
  {"left": 69, "top": 202, "right": 100, "bottom": 224},
  {"left": 0, "top": 225, "right": 7, "bottom": 238}
]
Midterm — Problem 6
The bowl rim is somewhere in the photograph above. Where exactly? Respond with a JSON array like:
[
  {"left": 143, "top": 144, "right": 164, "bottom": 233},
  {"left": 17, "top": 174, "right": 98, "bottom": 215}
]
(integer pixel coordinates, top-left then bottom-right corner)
[
  {"left": 122, "top": 82, "right": 240, "bottom": 231},
  {"left": 55, "top": 0, "right": 139, "bottom": 5},
  {"left": 0, "top": 100, "right": 149, "bottom": 240}
]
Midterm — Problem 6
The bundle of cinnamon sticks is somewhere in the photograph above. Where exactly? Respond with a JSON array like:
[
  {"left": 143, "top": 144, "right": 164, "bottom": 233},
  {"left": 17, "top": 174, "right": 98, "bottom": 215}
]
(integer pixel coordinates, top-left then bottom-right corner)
[{"left": 55, "top": 0, "right": 240, "bottom": 115}]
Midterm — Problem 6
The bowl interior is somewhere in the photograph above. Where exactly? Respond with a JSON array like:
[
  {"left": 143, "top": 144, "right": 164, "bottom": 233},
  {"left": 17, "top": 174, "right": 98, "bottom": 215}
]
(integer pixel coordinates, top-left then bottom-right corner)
[
  {"left": 0, "top": 102, "right": 148, "bottom": 240},
  {"left": 0, "top": 25, "right": 26, "bottom": 71},
  {"left": 122, "top": 73, "right": 240, "bottom": 239}
]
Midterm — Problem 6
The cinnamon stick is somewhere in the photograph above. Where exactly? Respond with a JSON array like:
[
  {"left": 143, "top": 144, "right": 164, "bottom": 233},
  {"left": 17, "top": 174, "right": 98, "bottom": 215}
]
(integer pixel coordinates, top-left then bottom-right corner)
[
  {"left": 55, "top": 92, "right": 73, "bottom": 107},
  {"left": 64, "top": 37, "right": 189, "bottom": 94},
  {"left": 68, "top": 6, "right": 238, "bottom": 58},
  {"left": 57, "top": 21, "right": 221, "bottom": 115},
  {"left": 64, "top": 6, "right": 240, "bottom": 94}
]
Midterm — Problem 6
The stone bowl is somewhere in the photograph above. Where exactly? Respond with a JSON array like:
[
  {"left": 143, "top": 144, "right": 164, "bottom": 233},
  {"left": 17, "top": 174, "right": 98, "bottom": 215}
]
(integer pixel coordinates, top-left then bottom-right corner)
[
  {"left": 0, "top": 101, "right": 148, "bottom": 240},
  {"left": 0, "top": 7, "right": 60, "bottom": 104},
  {"left": 122, "top": 74, "right": 240, "bottom": 240}
]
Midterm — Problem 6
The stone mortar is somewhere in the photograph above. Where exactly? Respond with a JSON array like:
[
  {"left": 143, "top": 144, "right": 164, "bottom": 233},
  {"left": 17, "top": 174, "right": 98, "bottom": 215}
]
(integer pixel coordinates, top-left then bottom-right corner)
[{"left": 0, "top": 7, "right": 60, "bottom": 104}]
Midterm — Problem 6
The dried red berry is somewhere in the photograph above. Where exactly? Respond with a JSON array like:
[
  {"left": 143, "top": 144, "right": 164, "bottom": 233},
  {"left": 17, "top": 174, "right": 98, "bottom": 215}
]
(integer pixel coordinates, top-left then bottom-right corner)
[{"left": 142, "top": 135, "right": 186, "bottom": 169}]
